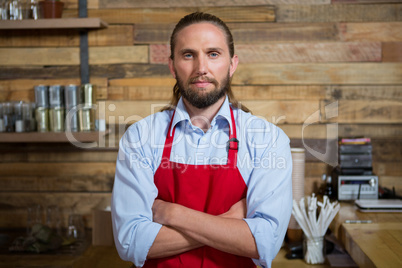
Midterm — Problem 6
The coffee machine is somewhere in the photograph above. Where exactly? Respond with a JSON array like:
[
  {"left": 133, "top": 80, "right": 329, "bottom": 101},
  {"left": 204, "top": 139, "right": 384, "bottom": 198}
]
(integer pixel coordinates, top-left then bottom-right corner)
[{"left": 331, "top": 139, "right": 378, "bottom": 201}]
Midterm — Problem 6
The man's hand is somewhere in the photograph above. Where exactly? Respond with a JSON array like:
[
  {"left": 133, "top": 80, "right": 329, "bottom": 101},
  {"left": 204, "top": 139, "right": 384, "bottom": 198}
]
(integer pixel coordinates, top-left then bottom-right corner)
[
  {"left": 148, "top": 199, "right": 202, "bottom": 259},
  {"left": 150, "top": 198, "right": 259, "bottom": 259},
  {"left": 152, "top": 199, "right": 176, "bottom": 225}
]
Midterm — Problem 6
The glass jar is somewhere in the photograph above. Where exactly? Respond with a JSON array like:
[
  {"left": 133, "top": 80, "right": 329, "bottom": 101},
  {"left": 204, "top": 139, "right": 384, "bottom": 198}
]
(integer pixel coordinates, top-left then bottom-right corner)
[
  {"left": 5, "top": 0, "right": 22, "bottom": 20},
  {"left": 303, "top": 236, "right": 325, "bottom": 264},
  {"left": 24, "top": 0, "right": 38, "bottom": 19},
  {"left": 23, "top": 102, "right": 36, "bottom": 132},
  {"left": 14, "top": 101, "right": 24, "bottom": 132},
  {"left": 3, "top": 102, "right": 15, "bottom": 132}
]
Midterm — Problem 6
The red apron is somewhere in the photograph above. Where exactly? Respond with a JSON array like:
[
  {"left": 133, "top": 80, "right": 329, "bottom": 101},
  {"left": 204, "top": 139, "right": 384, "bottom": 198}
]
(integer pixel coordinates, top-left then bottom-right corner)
[{"left": 145, "top": 107, "right": 256, "bottom": 268}]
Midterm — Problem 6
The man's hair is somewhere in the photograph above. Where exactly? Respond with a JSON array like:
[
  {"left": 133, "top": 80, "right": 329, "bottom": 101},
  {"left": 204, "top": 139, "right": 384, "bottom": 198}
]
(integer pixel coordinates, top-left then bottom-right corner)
[{"left": 162, "top": 12, "right": 250, "bottom": 113}]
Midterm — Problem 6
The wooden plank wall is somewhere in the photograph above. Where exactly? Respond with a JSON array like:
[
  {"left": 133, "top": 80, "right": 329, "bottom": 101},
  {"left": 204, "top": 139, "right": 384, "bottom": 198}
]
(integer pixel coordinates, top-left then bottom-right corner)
[{"left": 0, "top": 0, "right": 402, "bottom": 229}]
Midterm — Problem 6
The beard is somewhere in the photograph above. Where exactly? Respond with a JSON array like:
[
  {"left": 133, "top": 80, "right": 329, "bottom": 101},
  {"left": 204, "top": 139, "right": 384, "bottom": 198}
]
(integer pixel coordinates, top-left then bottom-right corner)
[{"left": 175, "top": 71, "right": 230, "bottom": 109}]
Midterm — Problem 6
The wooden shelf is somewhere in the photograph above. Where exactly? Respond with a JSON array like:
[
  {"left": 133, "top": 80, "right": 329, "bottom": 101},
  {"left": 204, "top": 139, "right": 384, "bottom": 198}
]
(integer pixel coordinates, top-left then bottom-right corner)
[
  {"left": 0, "top": 18, "right": 108, "bottom": 30},
  {"left": 0, "top": 131, "right": 107, "bottom": 143}
]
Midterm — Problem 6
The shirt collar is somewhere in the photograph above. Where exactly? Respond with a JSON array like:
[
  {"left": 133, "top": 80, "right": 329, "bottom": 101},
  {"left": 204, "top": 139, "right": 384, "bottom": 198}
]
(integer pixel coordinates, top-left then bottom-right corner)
[{"left": 170, "top": 95, "right": 233, "bottom": 135}]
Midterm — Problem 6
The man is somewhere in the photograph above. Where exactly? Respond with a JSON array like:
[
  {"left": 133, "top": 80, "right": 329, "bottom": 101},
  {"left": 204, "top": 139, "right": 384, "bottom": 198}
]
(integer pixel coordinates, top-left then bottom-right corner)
[{"left": 112, "top": 12, "right": 292, "bottom": 268}]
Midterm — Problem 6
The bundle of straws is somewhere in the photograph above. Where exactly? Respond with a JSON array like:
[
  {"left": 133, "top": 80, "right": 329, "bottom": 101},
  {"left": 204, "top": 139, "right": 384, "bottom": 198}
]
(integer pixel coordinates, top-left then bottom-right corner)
[{"left": 292, "top": 194, "right": 340, "bottom": 264}]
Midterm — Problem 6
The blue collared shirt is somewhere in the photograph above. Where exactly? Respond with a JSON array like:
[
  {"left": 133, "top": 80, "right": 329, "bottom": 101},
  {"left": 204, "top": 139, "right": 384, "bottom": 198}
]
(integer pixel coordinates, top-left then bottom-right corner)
[{"left": 112, "top": 96, "right": 293, "bottom": 268}]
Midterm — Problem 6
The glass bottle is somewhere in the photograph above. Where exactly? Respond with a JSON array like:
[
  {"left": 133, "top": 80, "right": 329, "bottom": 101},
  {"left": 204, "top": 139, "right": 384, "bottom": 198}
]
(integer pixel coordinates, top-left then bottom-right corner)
[{"left": 14, "top": 101, "right": 24, "bottom": 132}]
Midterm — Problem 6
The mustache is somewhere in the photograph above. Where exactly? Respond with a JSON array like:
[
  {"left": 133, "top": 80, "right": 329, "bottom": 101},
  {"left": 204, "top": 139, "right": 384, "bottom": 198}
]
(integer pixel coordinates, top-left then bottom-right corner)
[{"left": 189, "top": 76, "right": 218, "bottom": 85}]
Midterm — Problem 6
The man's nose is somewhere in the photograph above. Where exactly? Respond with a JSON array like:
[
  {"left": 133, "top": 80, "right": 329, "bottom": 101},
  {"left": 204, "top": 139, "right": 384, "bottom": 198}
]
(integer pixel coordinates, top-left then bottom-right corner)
[{"left": 195, "top": 56, "right": 208, "bottom": 76}]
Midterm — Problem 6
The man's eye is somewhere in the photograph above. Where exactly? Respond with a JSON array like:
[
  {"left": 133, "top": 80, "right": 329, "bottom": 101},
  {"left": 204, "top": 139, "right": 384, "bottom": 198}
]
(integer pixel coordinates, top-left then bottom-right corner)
[
  {"left": 184, "top": 54, "right": 193, "bottom": 59},
  {"left": 210, "top": 52, "right": 219, "bottom": 58}
]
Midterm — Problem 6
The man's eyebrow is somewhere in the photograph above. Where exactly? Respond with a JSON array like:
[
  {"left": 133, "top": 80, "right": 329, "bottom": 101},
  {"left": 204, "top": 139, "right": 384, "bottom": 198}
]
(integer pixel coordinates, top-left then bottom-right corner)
[
  {"left": 207, "top": 47, "right": 225, "bottom": 53},
  {"left": 179, "top": 48, "right": 196, "bottom": 54},
  {"left": 178, "top": 47, "right": 225, "bottom": 54}
]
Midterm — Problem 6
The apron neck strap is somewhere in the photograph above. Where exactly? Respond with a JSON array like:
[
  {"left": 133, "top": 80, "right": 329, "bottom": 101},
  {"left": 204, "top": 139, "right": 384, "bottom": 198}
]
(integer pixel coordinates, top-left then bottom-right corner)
[{"left": 162, "top": 107, "right": 238, "bottom": 168}]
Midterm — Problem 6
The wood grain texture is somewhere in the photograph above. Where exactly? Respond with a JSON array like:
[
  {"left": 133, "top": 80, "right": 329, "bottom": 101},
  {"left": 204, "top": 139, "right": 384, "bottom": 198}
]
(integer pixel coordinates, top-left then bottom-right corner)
[
  {"left": 230, "top": 22, "right": 340, "bottom": 43},
  {"left": 0, "top": 192, "right": 111, "bottom": 228},
  {"left": 0, "top": 175, "right": 114, "bottom": 192},
  {"left": 282, "top": 124, "right": 402, "bottom": 139},
  {"left": 0, "top": 64, "right": 172, "bottom": 79},
  {"left": 340, "top": 22, "right": 402, "bottom": 42},
  {"left": 382, "top": 42, "right": 402, "bottom": 62},
  {"left": 73, "top": 6, "right": 275, "bottom": 24},
  {"left": 374, "top": 162, "right": 402, "bottom": 176},
  {"left": 332, "top": 0, "right": 402, "bottom": 3},
  {"left": 325, "top": 85, "right": 402, "bottom": 101},
  {"left": 0, "top": 25, "right": 134, "bottom": 47},
  {"left": 338, "top": 124, "right": 402, "bottom": 138},
  {"left": 276, "top": 4, "right": 402, "bottom": 22},
  {"left": 109, "top": 77, "right": 175, "bottom": 87},
  {"left": 232, "top": 63, "right": 402, "bottom": 85},
  {"left": 236, "top": 42, "right": 381, "bottom": 63},
  {"left": 98, "top": 0, "right": 330, "bottom": 8},
  {"left": 0, "top": 162, "right": 115, "bottom": 177},
  {"left": 0, "top": 46, "right": 148, "bottom": 66},
  {"left": 134, "top": 22, "right": 340, "bottom": 44},
  {"left": 321, "top": 99, "right": 402, "bottom": 123},
  {"left": 150, "top": 44, "right": 170, "bottom": 64},
  {"left": 342, "top": 223, "right": 402, "bottom": 268}
]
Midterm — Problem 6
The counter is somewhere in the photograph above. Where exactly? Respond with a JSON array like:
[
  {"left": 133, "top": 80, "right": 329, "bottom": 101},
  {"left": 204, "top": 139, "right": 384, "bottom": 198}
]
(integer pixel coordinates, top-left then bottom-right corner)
[
  {"left": 331, "top": 201, "right": 402, "bottom": 268},
  {"left": 1, "top": 202, "right": 400, "bottom": 267}
]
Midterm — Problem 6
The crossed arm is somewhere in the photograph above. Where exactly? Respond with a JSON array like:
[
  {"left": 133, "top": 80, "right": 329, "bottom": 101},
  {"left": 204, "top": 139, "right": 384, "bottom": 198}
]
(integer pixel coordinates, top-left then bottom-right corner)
[{"left": 147, "top": 198, "right": 259, "bottom": 260}]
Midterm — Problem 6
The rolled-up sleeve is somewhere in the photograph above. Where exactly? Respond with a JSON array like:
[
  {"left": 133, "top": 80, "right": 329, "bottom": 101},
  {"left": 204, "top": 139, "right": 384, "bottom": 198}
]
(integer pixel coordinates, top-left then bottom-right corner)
[
  {"left": 243, "top": 125, "right": 293, "bottom": 268},
  {"left": 111, "top": 122, "right": 162, "bottom": 267}
]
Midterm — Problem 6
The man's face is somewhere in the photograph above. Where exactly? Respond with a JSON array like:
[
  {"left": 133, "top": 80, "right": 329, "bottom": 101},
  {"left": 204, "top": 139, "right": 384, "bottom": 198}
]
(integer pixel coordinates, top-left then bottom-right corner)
[{"left": 169, "top": 22, "right": 238, "bottom": 109}]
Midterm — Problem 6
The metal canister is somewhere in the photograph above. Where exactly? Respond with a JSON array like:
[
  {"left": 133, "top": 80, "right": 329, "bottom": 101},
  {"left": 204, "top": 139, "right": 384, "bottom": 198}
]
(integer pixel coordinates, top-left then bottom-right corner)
[
  {"left": 34, "top": 85, "right": 49, "bottom": 132},
  {"left": 49, "top": 107, "right": 65, "bottom": 132},
  {"left": 49, "top": 85, "right": 64, "bottom": 108},
  {"left": 49, "top": 85, "right": 65, "bottom": 132},
  {"left": 79, "top": 107, "right": 95, "bottom": 132},
  {"left": 81, "top": 83, "right": 97, "bottom": 106},
  {"left": 79, "top": 84, "right": 97, "bottom": 132},
  {"left": 65, "top": 85, "right": 80, "bottom": 132},
  {"left": 34, "top": 85, "right": 49, "bottom": 108},
  {"left": 35, "top": 107, "right": 49, "bottom": 132}
]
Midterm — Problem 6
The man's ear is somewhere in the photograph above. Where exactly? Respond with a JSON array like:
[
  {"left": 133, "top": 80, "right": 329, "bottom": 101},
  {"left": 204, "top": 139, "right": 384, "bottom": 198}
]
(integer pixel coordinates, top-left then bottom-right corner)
[
  {"left": 229, "top": 55, "right": 239, "bottom": 78},
  {"left": 168, "top": 58, "right": 176, "bottom": 79}
]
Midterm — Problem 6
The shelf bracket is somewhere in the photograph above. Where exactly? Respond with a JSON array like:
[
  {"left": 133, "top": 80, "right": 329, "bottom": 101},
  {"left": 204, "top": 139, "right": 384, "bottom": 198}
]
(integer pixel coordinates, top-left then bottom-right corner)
[{"left": 79, "top": 0, "right": 89, "bottom": 84}]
